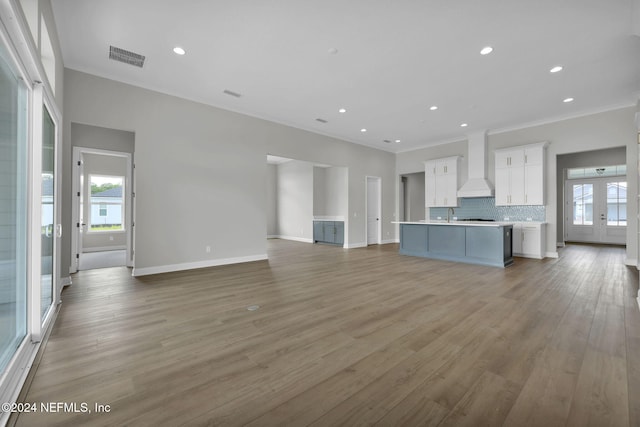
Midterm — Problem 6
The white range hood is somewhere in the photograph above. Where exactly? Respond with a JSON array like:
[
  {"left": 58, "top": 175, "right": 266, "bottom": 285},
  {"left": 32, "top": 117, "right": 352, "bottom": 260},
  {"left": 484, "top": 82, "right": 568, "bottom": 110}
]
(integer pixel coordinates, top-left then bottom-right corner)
[{"left": 457, "top": 131, "right": 494, "bottom": 198}]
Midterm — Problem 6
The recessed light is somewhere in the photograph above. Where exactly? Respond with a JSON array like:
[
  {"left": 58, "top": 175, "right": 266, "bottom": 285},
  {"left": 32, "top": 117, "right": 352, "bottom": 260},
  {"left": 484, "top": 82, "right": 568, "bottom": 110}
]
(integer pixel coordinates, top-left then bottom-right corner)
[
  {"left": 480, "top": 46, "right": 493, "bottom": 55},
  {"left": 338, "top": 108, "right": 346, "bottom": 113},
  {"left": 328, "top": 47, "right": 339, "bottom": 55},
  {"left": 395, "top": 139, "right": 401, "bottom": 143},
  {"left": 460, "top": 123, "right": 468, "bottom": 127},
  {"left": 563, "top": 97, "right": 574, "bottom": 103},
  {"left": 360, "top": 128, "right": 367, "bottom": 133},
  {"left": 550, "top": 65, "right": 563, "bottom": 73},
  {"left": 429, "top": 106, "right": 438, "bottom": 111},
  {"left": 173, "top": 47, "right": 186, "bottom": 55}
]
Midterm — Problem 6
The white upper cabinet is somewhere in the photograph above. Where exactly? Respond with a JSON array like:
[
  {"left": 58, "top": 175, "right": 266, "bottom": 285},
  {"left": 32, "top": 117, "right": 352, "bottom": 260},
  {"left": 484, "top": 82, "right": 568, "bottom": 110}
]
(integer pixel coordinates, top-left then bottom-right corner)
[
  {"left": 494, "top": 142, "right": 548, "bottom": 206},
  {"left": 425, "top": 156, "right": 461, "bottom": 207}
]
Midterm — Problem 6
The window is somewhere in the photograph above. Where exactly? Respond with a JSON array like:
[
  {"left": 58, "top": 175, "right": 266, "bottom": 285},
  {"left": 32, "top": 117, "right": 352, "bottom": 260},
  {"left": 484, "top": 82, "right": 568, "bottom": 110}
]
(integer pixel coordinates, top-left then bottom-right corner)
[
  {"left": 88, "top": 175, "right": 125, "bottom": 232},
  {"left": 572, "top": 184, "right": 593, "bottom": 225},
  {"left": 567, "top": 165, "right": 626, "bottom": 179},
  {"left": 607, "top": 182, "right": 627, "bottom": 226}
]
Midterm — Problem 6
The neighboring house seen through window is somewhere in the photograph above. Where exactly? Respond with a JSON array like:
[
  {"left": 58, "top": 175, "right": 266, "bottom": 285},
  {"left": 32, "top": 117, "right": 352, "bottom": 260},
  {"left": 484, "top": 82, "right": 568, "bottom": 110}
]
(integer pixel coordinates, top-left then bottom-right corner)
[{"left": 88, "top": 174, "right": 125, "bottom": 232}]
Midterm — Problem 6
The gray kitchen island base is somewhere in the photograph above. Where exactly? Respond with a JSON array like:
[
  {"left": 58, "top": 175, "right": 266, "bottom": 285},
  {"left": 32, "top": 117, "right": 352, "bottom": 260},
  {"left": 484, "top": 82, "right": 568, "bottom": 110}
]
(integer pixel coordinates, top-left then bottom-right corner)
[{"left": 398, "top": 222, "right": 513, "bottom": 268}]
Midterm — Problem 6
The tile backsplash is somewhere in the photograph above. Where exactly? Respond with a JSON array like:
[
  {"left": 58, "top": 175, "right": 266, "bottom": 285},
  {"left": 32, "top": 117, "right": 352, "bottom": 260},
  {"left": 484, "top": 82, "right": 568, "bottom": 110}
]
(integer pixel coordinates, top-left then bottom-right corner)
[{"left": 429, "top": 197, "right": 545, "bottom": 222}]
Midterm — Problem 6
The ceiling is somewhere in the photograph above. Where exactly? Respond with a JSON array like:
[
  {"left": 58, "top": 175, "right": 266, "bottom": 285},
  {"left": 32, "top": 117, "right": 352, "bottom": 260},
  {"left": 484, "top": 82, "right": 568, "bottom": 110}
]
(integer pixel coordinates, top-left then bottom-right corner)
[{"left": 51, "top": 0, "right": 640, "bottom": 153}]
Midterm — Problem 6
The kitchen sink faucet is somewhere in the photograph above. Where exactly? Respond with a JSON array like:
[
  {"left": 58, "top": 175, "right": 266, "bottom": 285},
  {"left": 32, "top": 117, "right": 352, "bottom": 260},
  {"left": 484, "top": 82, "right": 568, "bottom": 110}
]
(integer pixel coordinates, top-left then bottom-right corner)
[{"left": 447, "top": 207, "right": 455, "bottom": 223}]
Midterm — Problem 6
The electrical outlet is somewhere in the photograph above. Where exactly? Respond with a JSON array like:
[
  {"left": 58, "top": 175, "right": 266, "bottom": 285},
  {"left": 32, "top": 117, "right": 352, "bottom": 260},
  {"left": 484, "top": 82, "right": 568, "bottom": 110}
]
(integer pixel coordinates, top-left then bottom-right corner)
[
  {"left": 206, "top": 246, "right": 211, "bottom": 253},
  {"left": 109, "top": 236, "right": 114, "bottom": 241}
]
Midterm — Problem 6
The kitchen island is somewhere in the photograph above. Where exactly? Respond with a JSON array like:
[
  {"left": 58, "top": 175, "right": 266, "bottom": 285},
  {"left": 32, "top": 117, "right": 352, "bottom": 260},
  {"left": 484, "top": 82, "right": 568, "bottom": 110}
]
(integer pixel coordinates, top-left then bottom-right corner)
[{"left": 394, "top": 221, "right": 513, "bottom": 268}]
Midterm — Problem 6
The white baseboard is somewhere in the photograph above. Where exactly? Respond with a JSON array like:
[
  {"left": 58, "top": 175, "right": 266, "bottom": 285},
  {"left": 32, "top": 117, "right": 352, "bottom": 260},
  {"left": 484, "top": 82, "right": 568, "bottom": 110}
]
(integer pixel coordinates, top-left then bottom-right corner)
[
  {"left": 266, "top": 234, "right": 278, "bottom": 239},
  {"left": 345, "top": 242, "right": 367, "bottom": 248},
  {"left": 60, "top": 276, "right": 72, "bottom": 287},
  {"left": 545, "top": 251, "right": 559, "bottom": 258},
  {"left": 132, "top": 254, "right": 268, "bottom": 277},
  {"left": 624, "top": 258, "right": 637, "bottom": 267},
  {"left": 381, "top": 239, "right": 399, "bottom": 244},
  {"left": 273, "top": 235, "right": 313, "bottom": 244},
  {"left": 556, "top": 242, "right": 566, "bottom": 248}
]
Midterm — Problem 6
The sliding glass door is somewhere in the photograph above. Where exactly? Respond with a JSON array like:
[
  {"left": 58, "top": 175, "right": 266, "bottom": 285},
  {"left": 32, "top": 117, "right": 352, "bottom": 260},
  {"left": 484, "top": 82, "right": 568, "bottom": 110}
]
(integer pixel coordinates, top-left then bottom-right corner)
[
  {"left": 0, "top": 43, "right": 29, "bottom": 372},
  {"left": 41, "top": 107, "right": 55, "bottom": 320}
]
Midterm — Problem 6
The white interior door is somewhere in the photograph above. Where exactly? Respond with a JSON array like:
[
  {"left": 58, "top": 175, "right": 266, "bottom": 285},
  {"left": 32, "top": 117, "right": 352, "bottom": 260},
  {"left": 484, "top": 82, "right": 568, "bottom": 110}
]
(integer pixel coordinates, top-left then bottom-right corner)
[
  {"left": 72, "top": 147, "right": 133, "bottom": 271},
  {"left": 366, "top": 177, "right": 381, "bottom": 245},
  {"left": 565, "top": 177, "right": 626, "bottom": 245}
]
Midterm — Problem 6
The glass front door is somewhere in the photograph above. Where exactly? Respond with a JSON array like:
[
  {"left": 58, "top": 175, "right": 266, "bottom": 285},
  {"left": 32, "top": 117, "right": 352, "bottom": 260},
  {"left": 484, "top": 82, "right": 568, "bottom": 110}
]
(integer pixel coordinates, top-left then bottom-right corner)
[{"left": 566, "top": 177, "right": 627, "bottom": 245}]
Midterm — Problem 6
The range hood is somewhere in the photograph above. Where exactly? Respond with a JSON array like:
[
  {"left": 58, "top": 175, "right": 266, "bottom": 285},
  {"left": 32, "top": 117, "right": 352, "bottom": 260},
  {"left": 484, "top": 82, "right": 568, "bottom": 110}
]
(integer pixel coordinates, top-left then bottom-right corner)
[{"left": 457, "top": 131, "right": 494, "bottom": 198}]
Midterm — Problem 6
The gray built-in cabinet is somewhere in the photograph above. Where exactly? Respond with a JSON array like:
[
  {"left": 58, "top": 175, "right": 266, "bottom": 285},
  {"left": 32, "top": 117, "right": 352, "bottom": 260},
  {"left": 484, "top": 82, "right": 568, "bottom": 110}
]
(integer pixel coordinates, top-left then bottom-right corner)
[{"left": 313, "top": 221, "right": 344, "bottom": 245}]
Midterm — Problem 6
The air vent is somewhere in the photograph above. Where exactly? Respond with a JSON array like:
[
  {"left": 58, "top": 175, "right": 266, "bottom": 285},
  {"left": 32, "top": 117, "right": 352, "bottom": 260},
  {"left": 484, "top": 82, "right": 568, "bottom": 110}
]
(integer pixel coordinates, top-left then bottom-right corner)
[
  {"left": 315, "top": 118, "right": 328, "bottom": 123},
  {"left": 383, "top": 139, "right": 392, "bottom": 143},
  {"left": 223, "top": 89, "right": 242, "bottom": 98},
  {"left": 109, "top": 46, "right": 145, "bottom": 68}
]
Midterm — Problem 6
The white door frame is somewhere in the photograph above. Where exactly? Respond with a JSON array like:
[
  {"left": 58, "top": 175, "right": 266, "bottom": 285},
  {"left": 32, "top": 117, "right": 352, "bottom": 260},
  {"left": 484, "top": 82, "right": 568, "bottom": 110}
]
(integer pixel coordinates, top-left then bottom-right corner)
[
  {"left": 366, "top": 176, "right": 382, "bottom": 245},
  {"left": 71, "top": 147, "right": 133, "bottom": 272}
]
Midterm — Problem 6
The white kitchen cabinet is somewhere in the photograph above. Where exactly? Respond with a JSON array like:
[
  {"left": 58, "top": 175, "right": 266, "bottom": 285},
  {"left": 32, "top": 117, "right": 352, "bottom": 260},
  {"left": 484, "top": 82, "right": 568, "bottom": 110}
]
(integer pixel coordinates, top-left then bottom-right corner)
[
  {"left": 494, "top": 142, "right": 547, "bottom": 206},
  {"left": 425, "top": 156, "right": 461, "bottom": 207},
  {"left": 512, "top": 222, "right": 546, "bottom": 259}
]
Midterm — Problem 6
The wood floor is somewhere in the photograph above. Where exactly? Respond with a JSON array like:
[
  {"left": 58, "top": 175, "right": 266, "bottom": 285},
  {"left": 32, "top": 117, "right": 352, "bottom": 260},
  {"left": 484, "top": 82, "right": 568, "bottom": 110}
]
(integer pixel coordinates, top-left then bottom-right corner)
[{"left": 10, "top": 240, "right": 640, "bottom": 426}]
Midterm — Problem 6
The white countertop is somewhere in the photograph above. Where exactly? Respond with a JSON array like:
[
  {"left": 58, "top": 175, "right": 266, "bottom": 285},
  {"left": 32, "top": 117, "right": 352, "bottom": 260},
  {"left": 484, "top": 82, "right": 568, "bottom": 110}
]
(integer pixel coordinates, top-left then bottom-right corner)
[
  {"left": 313, "top": 216, "right": 345, "bottom": 222},
  {"left": 392, "top": 220, "right": 511, "bottom": 227}
]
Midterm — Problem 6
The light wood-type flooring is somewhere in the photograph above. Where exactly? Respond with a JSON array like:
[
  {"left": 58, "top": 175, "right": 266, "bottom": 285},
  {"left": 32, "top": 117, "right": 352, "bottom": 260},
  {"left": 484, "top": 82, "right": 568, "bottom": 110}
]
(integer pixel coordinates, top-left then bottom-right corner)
[{"left": 10, "top": 240, "right": 640, "bottom": 426}]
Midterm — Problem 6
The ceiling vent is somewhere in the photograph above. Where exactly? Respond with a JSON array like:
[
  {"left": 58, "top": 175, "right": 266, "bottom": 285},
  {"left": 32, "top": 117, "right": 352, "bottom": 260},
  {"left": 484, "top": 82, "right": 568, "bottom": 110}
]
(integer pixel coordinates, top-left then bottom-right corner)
[
  {"left": 315, "top": 118, "right": 328, "bottom": 123},
  {"left": 223, "top": 89, "right": 242, "bottom": 98},
  {"left": 109, "top": 46, "right": 145, "bottom": 68}
]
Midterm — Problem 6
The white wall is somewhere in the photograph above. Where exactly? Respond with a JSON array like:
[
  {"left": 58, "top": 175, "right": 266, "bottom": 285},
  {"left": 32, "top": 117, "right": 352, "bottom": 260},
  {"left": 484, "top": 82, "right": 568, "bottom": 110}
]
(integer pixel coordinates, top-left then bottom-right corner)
[
  {"left": 313, "top": 167, "right": 326, "bottom": 217},
  {"left": 397, "top": 107, "right": 638, "bottom": 264},
  {"left": 266, "top": 163, "right": 277, "bottom": 237},
  {"left": 324, "top": 166, "right": 348, "bottom": 218},
  {"left": 314, "top": 166, "right": 348, "bottom": 218},
  {"left": 62, "top": 69, "right": 396, "bottom": 274},
  {"left": 277, "top": 160, "right": 314, "bottom": 242}
]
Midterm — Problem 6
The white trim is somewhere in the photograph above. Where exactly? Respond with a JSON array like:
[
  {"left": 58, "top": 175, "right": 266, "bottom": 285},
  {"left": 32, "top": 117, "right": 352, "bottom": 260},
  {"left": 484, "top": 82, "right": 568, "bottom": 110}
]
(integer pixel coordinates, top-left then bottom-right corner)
[
  {"left": 266, "top": 234, "right": 279, "bottom": 239},
  {"left": 60, "top": 276, "right": 72, "bottom": 287},
  {"left": 624, "top": 258, "right": 637, "bottom": 267},
  {"left": 381, "top": 239, "right": 398, "bottom": 244},
  {"left": 29, "top": 83, "right": 44, "bottom": 344},
  {"left": 72, "top": 147, "right": 134, "bottom": 273},
  {"left": 82, "top": 245, "right": 127, "bottom": 253},
  {"left": 556, "top": 242, "right": 566, "bottom": 248},
  {"left": 132, "top": 254, "right": 268, "bottom": 277},
  {"left": 0, "top": 338, "right": 39, "bottom": 427},
  {"left": 366, "top": 176, "right": 382, "bottom": 245},
  {"left": 545, "top": 251, "right": 560, "bottom": 258},
  {"left": 345, "top": 242, "right": 368, "bottom": 248},
  {"left": 273, "top": 235, "right": 313, "bottom": 243}
]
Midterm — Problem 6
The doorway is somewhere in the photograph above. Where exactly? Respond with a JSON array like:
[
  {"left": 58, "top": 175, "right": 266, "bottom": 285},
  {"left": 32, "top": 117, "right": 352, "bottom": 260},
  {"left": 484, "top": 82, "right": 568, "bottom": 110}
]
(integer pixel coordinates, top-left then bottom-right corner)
[
  {"left": 72, "top": 147, "right": 133, "bottom": 271},
  {"left": 366, "top": 176, "right": 381, "bottom": 245},
  {"left": 565, "top": 174, "right": 627, "bottom": 245}
]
